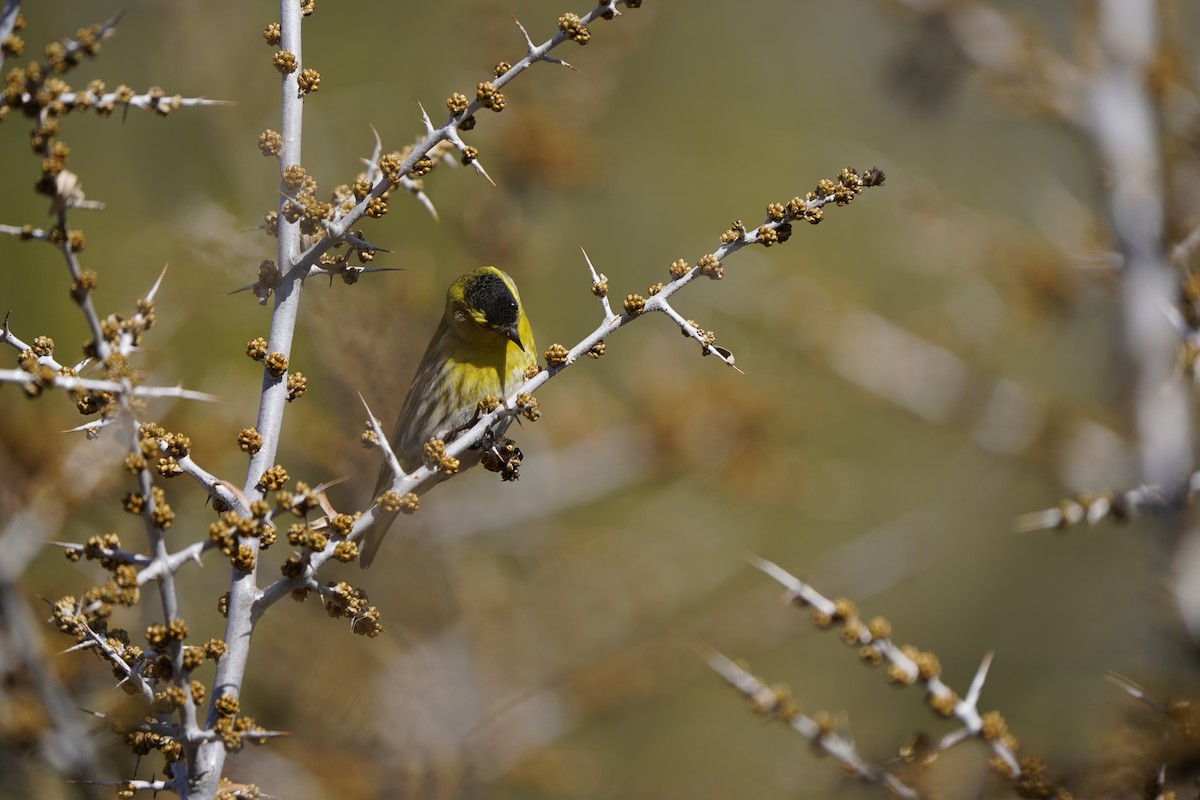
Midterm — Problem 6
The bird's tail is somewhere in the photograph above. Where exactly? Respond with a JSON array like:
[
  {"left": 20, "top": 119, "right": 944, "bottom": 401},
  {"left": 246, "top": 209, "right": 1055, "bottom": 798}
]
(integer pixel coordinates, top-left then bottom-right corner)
[
  {"left": 359, "top": 459, "right": 399, "bottom": 569},
  {"left": 357, "top": 511, "right": 395, "bottom": 569}
]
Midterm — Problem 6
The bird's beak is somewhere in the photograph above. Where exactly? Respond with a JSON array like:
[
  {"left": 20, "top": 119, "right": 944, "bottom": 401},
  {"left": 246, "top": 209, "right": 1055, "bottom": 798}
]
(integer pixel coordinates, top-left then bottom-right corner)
[{"left": 503, "top": 324, "right": 525, "bottom": 352}]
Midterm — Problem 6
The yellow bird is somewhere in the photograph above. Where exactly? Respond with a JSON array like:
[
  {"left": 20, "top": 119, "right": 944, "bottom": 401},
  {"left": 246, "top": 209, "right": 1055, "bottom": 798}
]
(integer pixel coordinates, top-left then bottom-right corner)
[{"left": 360, "top": 266, "right": 537, "bottom": 568}]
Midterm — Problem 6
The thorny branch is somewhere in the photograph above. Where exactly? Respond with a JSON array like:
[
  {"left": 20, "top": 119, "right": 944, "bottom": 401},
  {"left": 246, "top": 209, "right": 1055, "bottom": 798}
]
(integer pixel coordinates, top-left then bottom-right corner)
[{"left": 3, "top": 2, "right": 887, "bottom": 798}]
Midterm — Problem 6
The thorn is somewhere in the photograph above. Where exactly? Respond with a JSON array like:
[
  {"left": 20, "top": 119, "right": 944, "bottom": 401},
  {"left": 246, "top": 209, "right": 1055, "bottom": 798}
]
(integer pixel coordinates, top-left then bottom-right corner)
[
  {"left": 471, "top": 158, "right": 497, "bottom": 187},
  {"left": 343, "top": 232, "right": 392, "bottom": 253},
  {"left": 361, "top": 393, "right": 404, "bottom": 486},
  {"left": 218, "top": 480, "right": 250, "bottom": 510},
  {"left": 188, "top": 97, "right": 236, "bottom": 109},
  {"left": 581, "top": 246, "right": 600, "bottom": 280},
  {"left": 1106, "top": 671, "right": 1169, "bottom": 712},
  {"left": 169, "top": 386, "right": 223, "bottom": 404},
  {"left": 355, "top": 267, "right": 404, "bottom": 275},
  {"left": 248, "top": 729, "right": 291, "bottom": 739},
  {"left": 720, "top": 354, "right": 745, "bottom": 375},
  {"left": 315, "top": 490, "right": 339, "bottom": 519},
  {"left": 741, "top": 549, "right": 764, "bottom": 568},
  {"left": 964, "top": 651, "right": 994, "bottom": 707},
  {"left": 1157, "top": 296, "right": 1190, "bottom": 336},
  {"left": 62, "top": 419, "right": 112, "bottom": 434},
  {"left": 361, "top": 125, "right": 384, "bottom": 183},
  {"left": 744, "top": 553, "right": 807, "bottom": 597},
  {"left": 227, "top": 282, "right": 257, "bottom": 296},
  {"left": 311, "top": 476, "right": 350, "bottom": 494},
  {"left": 418, "top": 102, "right": 436, "bottom": 134},
  {"left": 1014, "top": 508, "right": 1062, "bottom": 533},
  {"left": 1105, "top": 671, "right": 1143, "bottom": 695},
  {"left": 513, "top": 15, "right": 536, "bottom": 51},
  {"left": 689, "top": 638, "right": 718, "bottom": 663},
  {"left": 445, "top": 126, "right": 495, "bottom": 187},
  {"left": 145, "top": 264, "right": 169, "bottom": 302},
  {"left": 411, "top": 188, "right": 439, "bottom": 222},
  {"left": 99, "top": 10, "right": 126, "bottom": 36}
]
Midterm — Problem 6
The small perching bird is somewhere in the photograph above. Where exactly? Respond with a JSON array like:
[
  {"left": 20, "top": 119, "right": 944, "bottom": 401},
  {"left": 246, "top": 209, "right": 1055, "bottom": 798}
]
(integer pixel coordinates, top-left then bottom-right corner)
[{"left": 359, "top": 266, "right": 538, "bottom": 568}]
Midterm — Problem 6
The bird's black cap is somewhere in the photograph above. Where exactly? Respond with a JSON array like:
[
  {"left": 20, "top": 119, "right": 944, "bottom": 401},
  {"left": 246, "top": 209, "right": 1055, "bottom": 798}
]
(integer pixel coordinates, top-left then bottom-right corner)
[{"left": 465, "top": 271, "right": 520, "bottom": 333}]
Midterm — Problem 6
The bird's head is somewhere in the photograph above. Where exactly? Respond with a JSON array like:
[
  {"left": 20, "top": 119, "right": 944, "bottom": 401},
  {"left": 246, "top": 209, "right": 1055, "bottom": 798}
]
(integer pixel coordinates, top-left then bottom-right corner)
[{"left": 445, "top": 266, "right": 527, "bottom": 350}]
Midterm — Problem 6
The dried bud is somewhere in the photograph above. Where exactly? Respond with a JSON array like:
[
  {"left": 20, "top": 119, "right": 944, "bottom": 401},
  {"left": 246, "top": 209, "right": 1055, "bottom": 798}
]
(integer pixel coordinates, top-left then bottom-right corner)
[
  {"left": 559, "top": 12, "right": 591, "bottom": 44},
  {"left": 544, "top": 343, "right": 569, "bottom": 367},
  {"left": 272, "top": 50, "right": 298, "bottom": 74},
  {"left": 297, "top": 68, "right": 320, "bottom": 94},
  {"left": 263, "top": 351, "right": 288, "bottom": 377}
]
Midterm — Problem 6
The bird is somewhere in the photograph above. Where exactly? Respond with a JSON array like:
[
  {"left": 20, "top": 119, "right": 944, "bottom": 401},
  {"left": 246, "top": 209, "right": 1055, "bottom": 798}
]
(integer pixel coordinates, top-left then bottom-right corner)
[{"left": 359, "top": 266, "right": 537, "bottom": 568}]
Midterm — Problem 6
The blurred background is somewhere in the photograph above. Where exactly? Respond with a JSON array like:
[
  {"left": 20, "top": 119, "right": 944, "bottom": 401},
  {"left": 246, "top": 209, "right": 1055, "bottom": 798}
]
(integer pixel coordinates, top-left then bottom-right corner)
[{"left": 2, "top": 1, "right": 1199, "bottom": 798}]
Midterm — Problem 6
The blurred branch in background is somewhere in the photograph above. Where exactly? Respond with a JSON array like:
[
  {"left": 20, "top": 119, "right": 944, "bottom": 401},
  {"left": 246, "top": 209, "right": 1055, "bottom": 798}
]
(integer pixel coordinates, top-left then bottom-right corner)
[
  {"left": 704, "top": 0, "right": 1200, "bottom": 796},
  {"left": 709, "top": 556, "right": 1026, "bottom": 799}
]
